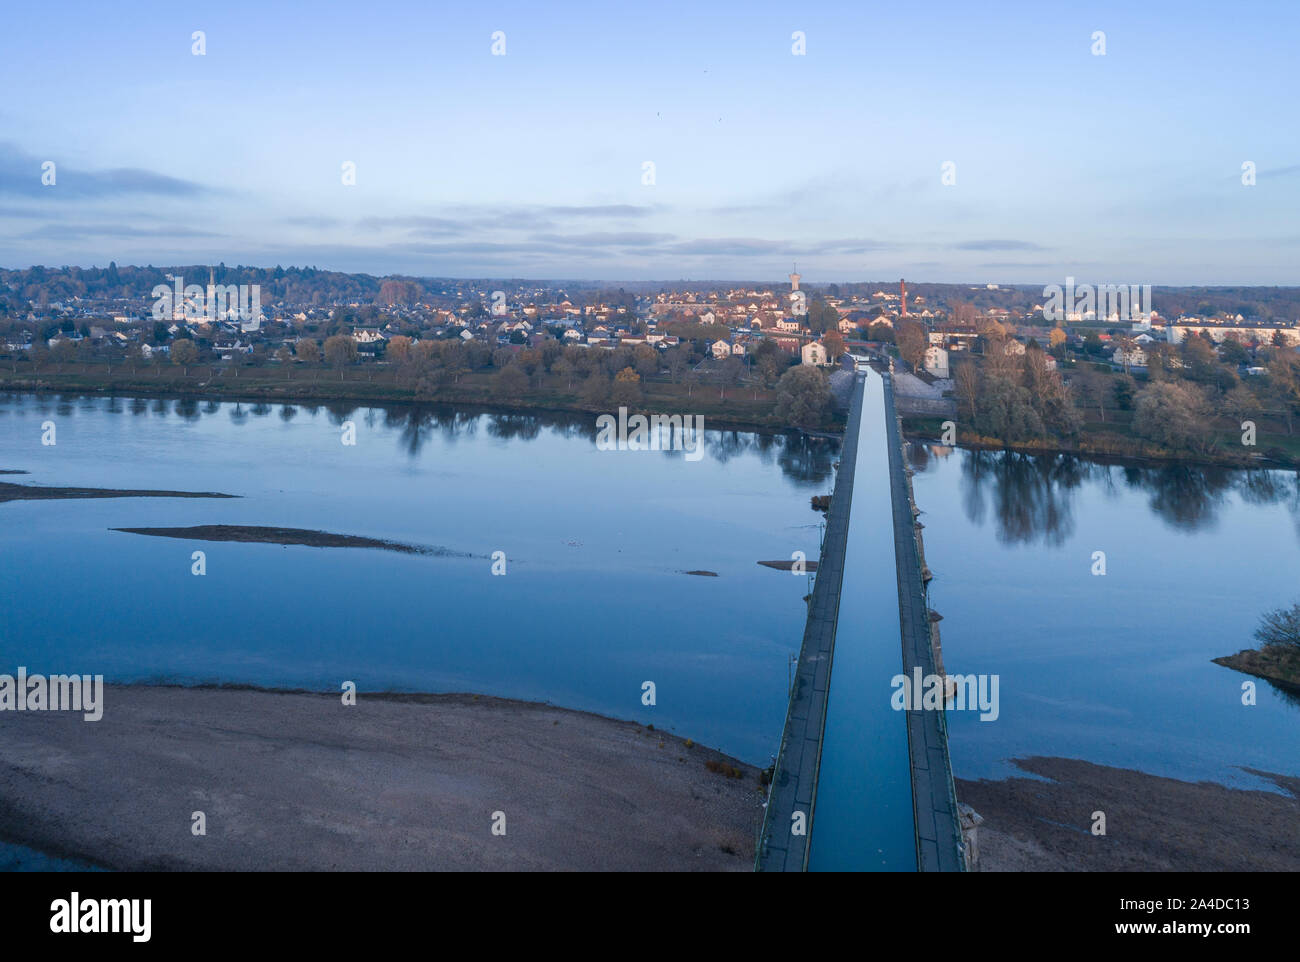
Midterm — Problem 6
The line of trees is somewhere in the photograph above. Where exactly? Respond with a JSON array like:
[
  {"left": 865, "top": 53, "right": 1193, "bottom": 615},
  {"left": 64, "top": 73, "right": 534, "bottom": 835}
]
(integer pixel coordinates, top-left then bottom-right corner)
[{"left": 948, "top": 324, "right": 1300, "bottom": 457}]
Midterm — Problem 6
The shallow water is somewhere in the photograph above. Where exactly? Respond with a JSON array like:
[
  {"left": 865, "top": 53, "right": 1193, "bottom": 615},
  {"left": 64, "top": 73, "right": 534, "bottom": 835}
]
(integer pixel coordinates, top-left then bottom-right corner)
[
  {"left": 908, "top": 442, "right": 1300, "bottom": 791},
  {"left": 0, "top": 393, "right": 837, "bottom": 764}
]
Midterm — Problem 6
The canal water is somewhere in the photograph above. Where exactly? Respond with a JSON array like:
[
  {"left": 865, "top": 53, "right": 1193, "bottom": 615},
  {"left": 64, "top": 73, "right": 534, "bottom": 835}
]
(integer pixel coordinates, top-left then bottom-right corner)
[{"left": 808, "top": 368, "right": 917, "bottom": 871}]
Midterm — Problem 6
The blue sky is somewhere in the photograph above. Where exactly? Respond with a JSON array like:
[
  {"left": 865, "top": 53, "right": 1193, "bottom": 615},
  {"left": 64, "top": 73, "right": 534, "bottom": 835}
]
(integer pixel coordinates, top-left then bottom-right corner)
[{"left": 1, "top": 0, "right": 1297, "bottom": 283}]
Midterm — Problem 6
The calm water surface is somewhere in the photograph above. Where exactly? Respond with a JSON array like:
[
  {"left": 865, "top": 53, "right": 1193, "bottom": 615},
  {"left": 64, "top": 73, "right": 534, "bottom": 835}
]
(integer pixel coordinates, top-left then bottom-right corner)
[
  {"left": 0, "top": 393, "right": 835, "bottom": 764},
  {"left": 809, "top": 370, "right": 916, "bottom": 871},
  {"left": 909, "top": 442, "right": 1300, "bottom": 790},
  {"left": 4, "top": 392, "right": 1298, "bottom": 793}
]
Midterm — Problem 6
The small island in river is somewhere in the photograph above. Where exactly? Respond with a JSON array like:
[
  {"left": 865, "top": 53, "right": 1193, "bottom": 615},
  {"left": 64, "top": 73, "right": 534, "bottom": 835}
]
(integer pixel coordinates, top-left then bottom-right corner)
[
  {"left": 0, "top": 481, "right": 237, "bottom": 502},
  {"left": 111, "top": 524, "right": 474, "bottom": 557},
  {"left": 1215, "top": 603, "right": 1300, "bottom": 693},
  {"left": 1213, "top": 647, "right": 1300, "bottom": 694}
]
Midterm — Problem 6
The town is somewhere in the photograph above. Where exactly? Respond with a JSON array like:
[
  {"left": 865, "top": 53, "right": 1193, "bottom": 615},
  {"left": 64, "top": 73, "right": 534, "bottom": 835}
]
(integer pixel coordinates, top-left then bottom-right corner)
[{"left": 2, "top": 265, "right": 1298, "bottom": 462}]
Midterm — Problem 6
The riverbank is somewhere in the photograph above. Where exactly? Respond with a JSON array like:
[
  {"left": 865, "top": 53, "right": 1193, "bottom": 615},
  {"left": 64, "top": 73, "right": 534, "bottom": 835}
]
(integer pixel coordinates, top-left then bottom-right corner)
[
  {"left": 0, "top": 367, "right": 838, "bottom": 436},
  {"left": 903, "top": 417, "right": 1300, "bottom": 470},
  {"left": 0, "top": 685, "right": 764, "bottom": 871},
  {"left": 1213, "top": 647, "right": 1300, "bottom": 694},
  {"left": 957, "top": 756, "right": 1300, "bottom": 871}
]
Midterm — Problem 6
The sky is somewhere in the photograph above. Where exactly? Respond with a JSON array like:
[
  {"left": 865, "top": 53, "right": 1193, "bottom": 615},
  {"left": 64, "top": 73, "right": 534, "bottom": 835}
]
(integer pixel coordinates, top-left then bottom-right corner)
[{"left": 1, "top": 0, "right": 1297, "bottom": 285}]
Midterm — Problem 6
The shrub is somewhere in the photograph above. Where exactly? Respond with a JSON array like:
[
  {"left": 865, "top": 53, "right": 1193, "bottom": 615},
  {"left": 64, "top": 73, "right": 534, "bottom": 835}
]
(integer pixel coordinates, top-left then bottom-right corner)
[{"left": 1255, "top": 603, "right": 1300, "bottom": 650}]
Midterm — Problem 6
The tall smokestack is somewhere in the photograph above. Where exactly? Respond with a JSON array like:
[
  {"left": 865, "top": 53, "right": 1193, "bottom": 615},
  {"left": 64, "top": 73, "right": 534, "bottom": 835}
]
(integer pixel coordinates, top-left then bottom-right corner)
[{"left": 900, "top": 278, "right": 907, "bottom": 318}]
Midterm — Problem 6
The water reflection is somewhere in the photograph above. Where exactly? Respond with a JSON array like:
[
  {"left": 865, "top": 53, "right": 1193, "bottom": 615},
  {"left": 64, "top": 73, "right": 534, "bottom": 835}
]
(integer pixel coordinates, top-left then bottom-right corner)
[
  {"left": 1263, "top": 679, "right": 1300, "bottom": 710},
  {"left": 960, "top": 449, "right": 1083, "bottom": 547},
  {"left": 5, "top": 392, "right": 839, "bottom": 486},
  {"left": 909, "top": 443, "right": 1300, "bottom": 546}
]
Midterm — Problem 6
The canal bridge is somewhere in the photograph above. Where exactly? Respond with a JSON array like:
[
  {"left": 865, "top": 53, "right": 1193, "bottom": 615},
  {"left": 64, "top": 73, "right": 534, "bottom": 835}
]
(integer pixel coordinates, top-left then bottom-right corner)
[{"left": 755, "top": 362, "right": 965, "bottom": 872}]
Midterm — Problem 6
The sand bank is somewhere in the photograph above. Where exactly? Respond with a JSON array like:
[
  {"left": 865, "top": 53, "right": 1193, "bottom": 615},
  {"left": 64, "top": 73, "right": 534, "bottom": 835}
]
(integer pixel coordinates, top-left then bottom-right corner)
[
  {"left": 957, "top": 756, "right": 1300, "bottom": 871},
  {"left": 0, "top": 685, "right": 762, "bottom": 871}
]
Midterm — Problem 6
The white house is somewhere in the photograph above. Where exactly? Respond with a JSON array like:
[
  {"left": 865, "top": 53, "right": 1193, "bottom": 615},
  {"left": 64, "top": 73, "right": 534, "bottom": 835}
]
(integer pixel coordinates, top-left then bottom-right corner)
[
  {"left": 710, "top": 339, "right": 733, "bottom": 360},
  {"left": 801, "top": 341, "right": 828, "bottom": 366},
  {"left": 1113, "top": 345, "right": 1148, "bottom": 369},
  {"left": 923, "top": 345, "right": 950, "bottom": 379}
]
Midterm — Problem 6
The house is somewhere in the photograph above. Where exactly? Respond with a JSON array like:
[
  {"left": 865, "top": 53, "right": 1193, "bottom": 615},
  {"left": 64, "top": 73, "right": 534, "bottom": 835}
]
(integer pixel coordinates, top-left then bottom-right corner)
[
  {"left": 1113, "top": 345, "right": 1148, "bottom": 370},
  {"left": 772, "top": 336, "right": 801, "bottom": 353},
  {"left": 214, "top": 340, "right": 253, "bottom": 358},
  {"left": 710, "top": 339, "right": 732, "bottom": 360},
  {"left": 923, "top": 345, "right": 950, "bottom": 379},
  {"left": 801, "top": 341, "right": 829, "bottom": 366}
]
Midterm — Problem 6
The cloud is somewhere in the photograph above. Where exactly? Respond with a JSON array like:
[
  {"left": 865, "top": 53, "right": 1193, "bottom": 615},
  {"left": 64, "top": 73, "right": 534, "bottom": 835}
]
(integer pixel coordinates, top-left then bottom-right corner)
[
  {"left": 528, "top": 231, "right": 675, "bottom": 247},
  {"left": 663, "top": 237, "right": 900, "bottom": 257},
  {"left": 537, "top": 204, "right": 656, "bottom": 218},
  {"left": 357, "top": 215, "right": 467, "bottom": 234},
  {"left": 354, "top": 204, "right": 659, "bottom": 237},
  {"left": 950, "top": 239, "right": 1051, "bottom": 252},
  {"left": 0, "top": 141, "right": 209, "bottom": 199},
  {"left": 21, "top": 223, "right": 223, "bottom": 240},
  {"left": 285, "top": 215, "right": 344, "bottom": 229}
]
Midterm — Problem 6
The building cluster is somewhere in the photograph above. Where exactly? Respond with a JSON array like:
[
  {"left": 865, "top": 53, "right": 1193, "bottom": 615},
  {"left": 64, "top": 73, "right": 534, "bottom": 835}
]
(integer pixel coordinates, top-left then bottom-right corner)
[
  {"left": 3, "top": 271, "right": 875, "bottom": 369},
  {"left": 6, "top": 273, "right": 1298, "bottom": 382}
]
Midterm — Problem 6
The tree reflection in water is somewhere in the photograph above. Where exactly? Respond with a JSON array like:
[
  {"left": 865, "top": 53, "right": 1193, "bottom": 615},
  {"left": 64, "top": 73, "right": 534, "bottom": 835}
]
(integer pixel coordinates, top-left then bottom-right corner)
[
  {"left": 909, "top": 442, "right": 1300, "bottom": 548},
  {"left": 8, "top": 392, "right": 833, "bottom": 487},
  {"left": 372, "top": 403, "right": 837, "bottom": 485},
  {"left": 958, "top": 450, "right": 1088, "bottom": 547}
]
